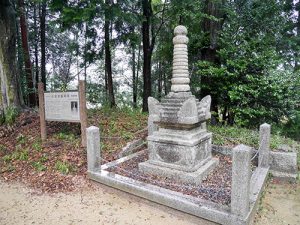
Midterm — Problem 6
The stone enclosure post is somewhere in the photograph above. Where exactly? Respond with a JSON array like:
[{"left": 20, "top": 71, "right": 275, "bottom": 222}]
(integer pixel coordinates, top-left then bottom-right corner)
[
  {"left": 231, "top": 144, "right": 252, "bottom": 218},
  {"left": 86, "top": 126, "right": 100, "bottom": 172},
  {"left": 258, "top": 123, "right": 271, "bottom": 168}
]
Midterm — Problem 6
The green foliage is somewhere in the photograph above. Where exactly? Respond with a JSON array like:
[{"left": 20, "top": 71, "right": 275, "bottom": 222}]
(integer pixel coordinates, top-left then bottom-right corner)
[
  {"left": 0, "top": 144, "right": 6, "bottom": 153},
  {"left": 40, "top": 154, "right": 48, "bottom": 163},
  {"left": 0, "top": 107, "right": 19, "bottom": 125},
  {"left": 17, "top": 134, "right": 28, "bottom": 145},
  {"left": 193, "top": 0, "right": 299, "bottom": 130},
  {"left": 55, "top": 161, "right": 73, "bottom": 174},
  {"left": 208, "top": 125, "right": 299, "bottom": 150},
  {"left": 55, "top": 132, "right": 76, "bottom": 142},
  {"left": 32, "top": 161, "right": 47, "bottom": 171},
  {"left": 2, "top": 148, "right": 29, "bottom": 162},
  {"left": 281, "top": 111, "right": 300, "bottom": 141},
  {"left": 32, "top": 140, "right": 42, "bottom": 152},
  {"left": 0, "top": 111, "right": 5, "bottom": 125},
  {"left": 18, "top": 149, "right": 29, "bottom": 161},
  {"left": 2, "top": 155, "right": 13, "bottom": 162}
]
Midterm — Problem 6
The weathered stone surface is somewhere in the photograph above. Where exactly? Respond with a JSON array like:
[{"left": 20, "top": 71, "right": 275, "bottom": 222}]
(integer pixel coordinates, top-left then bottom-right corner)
[
  {"left": 139, "top": 158, "right": 219, "bottom": 185},
  {"left": 171, "top": 85, "right": 190, "bottom": 92},
  {"left": 148, "top": 97, "right": 160, "bottom": 135},
  {"left": 147, "top": 133, "right": 212, "bottom": 172},
  {"left": 171, "top": 25, "right": 189, "bottom": 93},
  {"left": 269, "top": 151, "right": 297, "bottom": 174},
  {"left": 118, "top": 138, "right": 145, "bottom": 158},
  {"left": 178, "top": 97, "right": 199, "bottom": 124},
  {"left": 86, "top": 126, "right": 100, "bottom": 172},
  {"left": 199, "top": 95, "right": 212, "bottom": 120},
  {"left": 231, "top": 144, "right": 251, "bottom": 218},
  {"left": 212, "top": 144, "right": 298, "bottom": 180},
  {"left": 171, "top": 77, "right": 190, "bottom": 84},
  {"left": 148, "top": 97, "right": 160, "bottom": 115},
  {"left": 258, "top": 123, "right": 271, "bottom": 168}
]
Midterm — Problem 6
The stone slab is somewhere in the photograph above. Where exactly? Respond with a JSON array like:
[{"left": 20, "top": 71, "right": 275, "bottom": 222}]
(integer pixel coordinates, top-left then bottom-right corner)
[
  {"left": 269, "top": 151, "right": 297, "bottom": 174},
  {"left": 246, "top": 167, "right": 269, "bottom": 225},
  {"left": 138, "top": 158, "right": 219, "bottom": 185},
  {"left": 118, "top": 138, "right": 145, "bottom": 158}
]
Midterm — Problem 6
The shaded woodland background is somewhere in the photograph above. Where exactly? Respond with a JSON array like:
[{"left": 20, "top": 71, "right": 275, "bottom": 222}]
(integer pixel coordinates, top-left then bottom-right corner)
[{"left": 0, "top": 0, "right": 300, "bottom": 139}]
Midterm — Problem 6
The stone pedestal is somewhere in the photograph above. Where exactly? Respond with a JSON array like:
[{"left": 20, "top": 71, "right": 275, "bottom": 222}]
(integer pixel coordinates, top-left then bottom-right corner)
[{"left": 139, "top": 25, "right": 218, "bottom": 185}]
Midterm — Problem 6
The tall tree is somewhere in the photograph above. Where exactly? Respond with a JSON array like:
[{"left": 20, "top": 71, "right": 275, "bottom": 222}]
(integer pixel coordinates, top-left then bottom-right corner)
[
  {"left": 104, "top": 0, "right": 116, "bottom": 107},
  {"left": 200, "top": 0, "right": 225, "bottom": 123},
  {"left": 40, "top": 0, "right": 46, "bottom": 89},
  {"left": 18, "top": 0, "right": 36, "bottom": 106},
  {"left": 0, "top": 0, "right": 21, "bottom": 112},
  {"left": 142, "top": 0, "right": 152, "bottom": 112},
  {"left": 33, "top": 2, "right": 39, "bottom": 91}
]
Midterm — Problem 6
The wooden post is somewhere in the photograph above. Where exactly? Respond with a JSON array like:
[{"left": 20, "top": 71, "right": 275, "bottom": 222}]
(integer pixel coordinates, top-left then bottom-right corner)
[
  {"left": 38, "top": 82, "right": 47, "bottom": 141},
  {"left": 79, "top": 80, "right": 87, "bottom": 147}
]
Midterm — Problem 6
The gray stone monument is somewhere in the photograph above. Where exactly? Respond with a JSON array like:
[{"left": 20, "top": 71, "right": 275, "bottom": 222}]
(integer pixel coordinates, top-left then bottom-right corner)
[{"left": 139, "top": 25, "right": 218, "bottom": 184}]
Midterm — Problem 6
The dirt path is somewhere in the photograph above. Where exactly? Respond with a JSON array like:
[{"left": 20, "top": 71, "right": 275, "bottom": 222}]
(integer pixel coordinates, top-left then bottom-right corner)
[
  {"left": 255, "top": 182, "right": 300, "bottom": 225},
  {"left": 0, "top": 180, "right": 214, "bottom": 225},
  {"left": 1, "top": 180, "right": 299, "bottom": 225}
]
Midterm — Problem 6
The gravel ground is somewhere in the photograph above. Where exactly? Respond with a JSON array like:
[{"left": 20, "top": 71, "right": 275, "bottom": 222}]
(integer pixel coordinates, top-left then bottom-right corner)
[{"left": 107, "top": 151, "right": 232, "bottom": 205}]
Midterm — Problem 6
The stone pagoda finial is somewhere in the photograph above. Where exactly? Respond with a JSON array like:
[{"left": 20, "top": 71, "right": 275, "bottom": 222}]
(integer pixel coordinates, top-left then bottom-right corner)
[{"left": 171, "top": 25, "right": 190, "bottom": 93}]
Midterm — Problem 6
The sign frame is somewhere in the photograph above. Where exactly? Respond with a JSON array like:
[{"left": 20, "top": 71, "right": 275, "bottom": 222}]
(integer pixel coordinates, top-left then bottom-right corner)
[{"left": 38, "top": 80, "right": 87, "bottom": 147}]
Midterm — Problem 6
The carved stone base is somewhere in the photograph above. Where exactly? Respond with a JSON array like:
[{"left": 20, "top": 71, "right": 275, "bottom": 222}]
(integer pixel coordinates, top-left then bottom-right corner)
[
  {"left": 147, "top": 127, "right": 212, "bottom": 172},
  {"left": 139, "top": 158, "right": 219, "bottom": 185}
]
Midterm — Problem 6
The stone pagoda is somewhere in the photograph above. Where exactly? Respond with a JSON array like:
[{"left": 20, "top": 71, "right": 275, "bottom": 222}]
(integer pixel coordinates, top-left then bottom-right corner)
[{"left": 139, "top": 25, "right": 218, "bottom": 184}]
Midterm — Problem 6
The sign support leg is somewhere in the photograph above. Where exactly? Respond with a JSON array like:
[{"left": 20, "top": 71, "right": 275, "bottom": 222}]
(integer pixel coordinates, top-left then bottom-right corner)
[
  {"left": 38, "top": 82, "right": 47, "bottom": 141},
  {"left": 79, "top": 80, "right": 87, "bottom": 147}
]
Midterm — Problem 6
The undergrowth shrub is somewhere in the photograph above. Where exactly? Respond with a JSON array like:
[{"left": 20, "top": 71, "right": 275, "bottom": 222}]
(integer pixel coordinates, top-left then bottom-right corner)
[{"left": 0, "top": 107, "right": 19, "bottom": 125}]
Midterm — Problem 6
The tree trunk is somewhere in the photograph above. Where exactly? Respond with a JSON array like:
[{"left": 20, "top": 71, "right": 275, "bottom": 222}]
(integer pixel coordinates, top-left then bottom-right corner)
[
  {"left": 132, "top": 46, "right": 137, "bottom": 108},
  {"left": 15, "top": 5, "right": 24, "bottom": 107},
  {"left": 105, "top": 0, "right": 115, "bottom": 108},
  {"left": 40, "top": 1, "right": 46, "bottom": 90},
  {"left": 294, "top": 1, "right": 300, "bottom": 71},
  {"left": 201, "top": 0, "right": 224, "bottom": 63},
  {"left": 200, "top": 0, "right": 224, "bottom": 124},
  {"left": 18, "top": 0, "right": 36, "bottom": 107},
  {"left": 142, "top": 0, "right": 152, "bottom": 112},
  {"left": 0, "top": 0, "right": 21, "bottom": 112},
  {"left": 136, "top": 44, "right": 141, "bottom": 106},
  {"left": 163, "top": 65, "right": 167, "bottom": 96},
  {"left": 158, "top": 61, "right": 162, "bottom": 100},
  {"left": 33, "top": 4, "right": 39, "bottom": 91}
]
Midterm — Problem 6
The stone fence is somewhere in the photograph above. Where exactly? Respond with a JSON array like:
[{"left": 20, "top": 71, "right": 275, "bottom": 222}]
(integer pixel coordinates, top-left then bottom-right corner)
[
  {"left": 212, "top": 123, "right": 298, "bottom": 180},
  {"left": 85, "top": 123, "right": 296, "bottom": 225}
]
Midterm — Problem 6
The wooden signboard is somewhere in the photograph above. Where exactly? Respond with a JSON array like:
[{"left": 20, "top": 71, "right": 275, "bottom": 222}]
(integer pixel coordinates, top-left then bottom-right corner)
[
  {"left": 44, "top": 91, "right": 80, "bottom": 122},
  {"left": 38, "top": 81, "right": 87, "bottom": 147}
]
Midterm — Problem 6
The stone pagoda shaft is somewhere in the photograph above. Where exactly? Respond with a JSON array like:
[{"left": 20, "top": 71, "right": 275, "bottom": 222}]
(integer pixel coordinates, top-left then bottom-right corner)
[{"left": 171, "top": 26, "right": 190, "bottom": 93}]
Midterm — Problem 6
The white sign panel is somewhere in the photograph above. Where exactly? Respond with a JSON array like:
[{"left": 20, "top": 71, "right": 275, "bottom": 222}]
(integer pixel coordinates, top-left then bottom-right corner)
[{"left": 44, "top": 91, "right": 80, "bottom": 122}]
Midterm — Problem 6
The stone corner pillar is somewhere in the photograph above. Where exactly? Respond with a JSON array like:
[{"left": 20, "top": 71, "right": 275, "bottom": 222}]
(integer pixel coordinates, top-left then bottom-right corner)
[
  {"left": 259, "top": 123, "right": 271, "bottom": 168},
  {"left": 86, "top": 126, "right": 100, "bottom": 172},
  {"left": 231, "top": 144, "right": 251, "bottom": 218}
]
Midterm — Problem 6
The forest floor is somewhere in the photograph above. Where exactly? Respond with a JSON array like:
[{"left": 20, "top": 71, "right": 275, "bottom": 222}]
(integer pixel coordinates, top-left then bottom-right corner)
[{"left": 0, "top": 109, "right": 299, "bottom": 224}]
